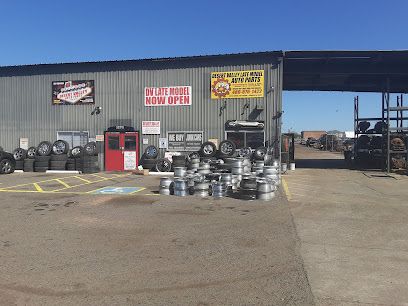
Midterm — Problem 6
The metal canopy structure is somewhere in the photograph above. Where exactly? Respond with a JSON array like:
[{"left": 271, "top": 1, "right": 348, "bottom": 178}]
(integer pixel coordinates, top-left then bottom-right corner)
[{"left": 283, "top": 50, "right": 408, "bottom": 93}]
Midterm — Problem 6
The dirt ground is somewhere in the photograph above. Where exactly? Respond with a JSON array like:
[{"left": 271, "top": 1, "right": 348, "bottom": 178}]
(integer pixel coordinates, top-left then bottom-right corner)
[{"left": 0, "top": 172, "right": 313, "bottom": 305}]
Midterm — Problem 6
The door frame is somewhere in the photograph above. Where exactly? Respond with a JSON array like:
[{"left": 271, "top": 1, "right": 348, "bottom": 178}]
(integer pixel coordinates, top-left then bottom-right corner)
[{"left": 104, "top": 130, "right": 140, "bottom": 171}]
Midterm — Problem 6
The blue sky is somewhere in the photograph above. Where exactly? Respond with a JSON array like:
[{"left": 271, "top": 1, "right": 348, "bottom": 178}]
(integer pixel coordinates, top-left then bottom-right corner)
[{"left": 1, "top": 0, "right": 407, "bottom": 132}]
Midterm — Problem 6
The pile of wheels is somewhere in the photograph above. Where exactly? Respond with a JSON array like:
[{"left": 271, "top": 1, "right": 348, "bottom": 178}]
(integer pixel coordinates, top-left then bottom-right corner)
[
  {"left": 141, "top": 140, "right": 268, "bottom": 173},
  {"left": 158, "top": 159, "right": 281, "bottom": 201},
  {"left": 12, "top": 141, "right": 99, "bottom": 173},
  {"left": 154, "top": 140, "right": 280, "bottom": 201}
]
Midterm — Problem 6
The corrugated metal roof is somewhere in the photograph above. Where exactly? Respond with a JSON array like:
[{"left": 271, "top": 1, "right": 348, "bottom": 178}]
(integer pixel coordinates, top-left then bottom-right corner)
[{"left": 0, "top": 50, "right": 284, "bottom": 69}]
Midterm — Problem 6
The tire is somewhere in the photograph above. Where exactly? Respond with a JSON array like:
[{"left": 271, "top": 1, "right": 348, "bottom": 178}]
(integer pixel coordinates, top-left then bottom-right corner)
[
  {"left": 144, "top": 146, "right": 158, "bottom": 159},
  {"left": 0, "top": 146, "right": 3, "bottom": 151},
  {"left": 71, "top": 146, "right": 83, "bottom": 158},
  {"left": 24, "top": 159, "right": 35, "bottom": 165},
  {"left": 200, "top": 142, "right": 217, "bottom": 157},
  {"left": 37, "top": 141, "right": 52, "bottom": 156},
  {"left": 254, "top": 146, "right": 267, "bottom": 160},
  {"left": 172, "top": 155, "right": 186, "bottom": 167},
  {"left": 141, "top": 159, "right": 157, "bottom": 170},
  {"left": 75, "top": 164, "right": 83, "bottom": 171},
  {"left": 15, "top": 160, "right": 24, "bottom": 170},
  {"left": 35, "top": 155, "right": 51, "bottom": 162},
  {"left": 239, "top": 147, "right": 252, "bottom": 159},
  {"left": 172, "top": 155, "right": 186, "bottom": 161},
  {"left": 26, "top": 147, "right": 37, "bottom": 159},
  {"left": 66, "top": 164, "right": 76, "bottom": 170},
  {"left": 50, "top": 161, "right": 67, "bottom": 168},
  {"left": 0, "top": 158, "right": 15, "bottom": 174},
  {"left": 155, "top": 158, "right": 172, "bottom": 172},
  {"left": 23, "top": 167, "right": 34, "bottom": 172},
  {"left": 82, "top": 167, "right": 99, "bottom": 173},
  {"left": 34, "top": 167, "right": 48, "bottom": 172},
  {"left": 83, "top": 162, "right": 99, "bottom": 168},
  {"left": 219, "top": 140, "right": 236, "bottom": 157},
  {"left": 83, "top": 142, "right": 98, "bottom": 156},
  {"left": 50, "top": 154, "right": 68, "bottom": 161},
  {"left": 13, "top": 148, "right": 27, "bottom": 161},
  {"left": 66, "top": 158, "right": 75, "bottom": 164},
  {"left": 35, "top": 161, "right": 50, "bottom": 167},
  {"left": 83, "top": 155, "right": 98, "bottom": 162},
  {"left": 188, "top": 152, "right": 200, "bottom": 160},
  {"left": 52, "top": 140, "right": 69, "bottom": 155}
]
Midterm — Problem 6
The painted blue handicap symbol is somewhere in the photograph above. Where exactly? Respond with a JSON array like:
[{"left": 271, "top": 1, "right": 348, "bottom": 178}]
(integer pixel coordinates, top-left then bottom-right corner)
[{"left": 92, "top": 187, "right": 143, "bottom": 195}]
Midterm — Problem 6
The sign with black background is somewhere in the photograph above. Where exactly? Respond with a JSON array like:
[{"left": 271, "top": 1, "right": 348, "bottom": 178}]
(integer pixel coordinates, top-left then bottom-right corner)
[
  {"left": 52, "top": 80, "right": 95, "bottom": 105},
  {"left": 167, "top": 131, "right": 203, "bottom": 151}
]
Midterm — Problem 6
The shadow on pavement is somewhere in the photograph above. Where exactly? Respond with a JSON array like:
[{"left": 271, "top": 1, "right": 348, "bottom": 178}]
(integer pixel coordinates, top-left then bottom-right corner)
[{"left": 295, "top": 158, "right": 348, "bottom": 169}]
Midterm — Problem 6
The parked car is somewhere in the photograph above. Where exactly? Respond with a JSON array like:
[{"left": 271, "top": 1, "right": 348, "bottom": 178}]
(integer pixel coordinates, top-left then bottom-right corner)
[
  {"left": 0, "top": 149, "right": 16, "bottom": 174},
  {"left": 300, "top": 139, "right": 306, "bottom": 145},
  {"left": 306, "top": 137, "right": 318, "bottom": 147}
]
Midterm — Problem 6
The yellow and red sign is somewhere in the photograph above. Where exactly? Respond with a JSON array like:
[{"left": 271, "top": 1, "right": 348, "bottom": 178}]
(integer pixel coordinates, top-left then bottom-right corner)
[{"left": 211, "top": 70, "right": 264, "bottom": 99}]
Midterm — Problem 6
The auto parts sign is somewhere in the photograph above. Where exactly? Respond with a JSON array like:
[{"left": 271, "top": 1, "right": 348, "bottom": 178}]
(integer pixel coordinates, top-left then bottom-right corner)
[
  {"left": 211, "top": 70, "right": 264, "bottom": 99},
  {"left": 52, "top": 80, "right": 95, "bottom": 105}
]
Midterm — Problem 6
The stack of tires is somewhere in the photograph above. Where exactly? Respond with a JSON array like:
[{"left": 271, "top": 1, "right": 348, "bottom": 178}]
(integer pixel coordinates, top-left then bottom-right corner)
[
  {"left": 140, "top": 145, "right": 159, "bottom": 170},
  {"left": 81, "top": 142, "right": 99, "bottom": 173},
  {"left": 34, "top": 141, "right": 53, "bottom": 172},
  {"left": 12, "top": 148, "right": 26, "bottom": 170},
  {"left": 172, "top": 155, "right": 187, "bottom": 168},
  {"left": 49, "top": 140, "right": 69, "bottom": 170},
  {"left": 23, "top": 147, "right": 36, "bottom": 172}
]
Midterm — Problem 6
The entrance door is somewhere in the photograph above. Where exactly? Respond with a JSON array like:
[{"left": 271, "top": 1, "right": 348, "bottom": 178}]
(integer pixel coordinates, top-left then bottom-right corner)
[
  {"left": 105, "top": 131, "right": 139, "bottom": 171},
  {"left": 123, "top": 132, "right": 139, "bottom": 170}
]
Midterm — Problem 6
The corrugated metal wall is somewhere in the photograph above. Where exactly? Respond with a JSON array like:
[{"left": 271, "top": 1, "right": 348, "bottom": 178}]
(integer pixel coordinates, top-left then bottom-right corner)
[{"left": 0, "top": 53, "right": 282, "bottom": 156}]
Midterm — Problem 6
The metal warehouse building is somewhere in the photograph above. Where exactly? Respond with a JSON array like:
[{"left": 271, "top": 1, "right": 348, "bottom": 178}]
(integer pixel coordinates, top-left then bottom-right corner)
[
  {"left": 0, "top": 51, "right": 283, "bottom": 169},
  {"left": 2, "top": 50, "right": 408, "bottom": 171}
]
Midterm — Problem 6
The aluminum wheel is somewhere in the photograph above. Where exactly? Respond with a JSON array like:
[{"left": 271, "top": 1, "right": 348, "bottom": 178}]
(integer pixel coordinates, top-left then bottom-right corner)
[
  {"left": 27, "top": 147, "right": 37, "bottom": 158},
  {"left": 13, "top": 148, "right": 26, "bottom": 161},
  {"left": 71, "top": 146, "right": 82, "bottom": 157},
  {"left": 145, "top": 146, "right": 158, "bottom": 159},
  {"left": 220, "top": 142, "right": 234, "bottom": 155},
  {"left": 84, "top": 142, "right": 97, "bottom": 156},
  {"left": 52, "top": 140, "right": 67, "bottom": 155},
  {"left": 155, "top": 158, "right": 172, "bottom": 172},
  {"left": 203, "top": 144, "right": 214, "bottom": 155},
  {"left": 1, "top": 160, "right": 12, "bottom": 174}
]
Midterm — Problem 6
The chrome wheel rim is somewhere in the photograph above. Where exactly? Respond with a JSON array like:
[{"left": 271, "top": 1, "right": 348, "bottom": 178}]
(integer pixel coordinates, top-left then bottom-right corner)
[
  {"left": 221, "top": 143, "right": 233, "bottom": 154},
  {"left": 2, "top": 160, "right": 11, "bottom": 173},
  {"left": 203, "top": 145, "right": 213, "bottom": 155}
]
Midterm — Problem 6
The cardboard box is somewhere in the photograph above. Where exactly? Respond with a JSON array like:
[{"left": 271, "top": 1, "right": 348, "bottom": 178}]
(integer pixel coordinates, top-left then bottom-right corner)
[{"left": 132, "top": 169, "right": 150, "bottom": 176}]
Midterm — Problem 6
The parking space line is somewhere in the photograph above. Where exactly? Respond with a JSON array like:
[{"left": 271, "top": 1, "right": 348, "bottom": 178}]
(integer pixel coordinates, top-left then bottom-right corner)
[
  {"left": 51, "top": 173, "right": 131, "bottom": 192},
  {"left": 33, "top": 183, "right": 43, "bottom": 192},
  {"left": 282, "top": 178, "right": 292, "bottom": 201},
  {"left": 89, "top": 174, "right": 110, "bottom": 180},
  {"left": 129, "top": 187, "right": 146, "bottom": 194},
  {"left": 0, "top": 176, "right": 77, "bottom": 190},
  {"left": 0, "top": 189, "right": 86, "bottom": 194},
  {"left": 55, "top": 179, "right": 71, "bottom": 188},
  {"left": 74, "top": 176, "right": 92, "bottom": 183}
]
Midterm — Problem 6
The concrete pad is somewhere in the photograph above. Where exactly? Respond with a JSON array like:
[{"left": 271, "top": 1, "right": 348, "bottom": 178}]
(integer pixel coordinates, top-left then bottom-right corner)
[{"left": 287, "top": 145, "right": 408, "bottom": 305}]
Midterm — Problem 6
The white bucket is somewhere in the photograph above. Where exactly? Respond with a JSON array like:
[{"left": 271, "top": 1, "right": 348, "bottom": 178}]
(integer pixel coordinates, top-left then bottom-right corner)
[
  {"left": 289, "top": 162, "right": 296, "bottom": 171},
  {"left": 281, "top": 163, "right": 287, "bottom": 173}
]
